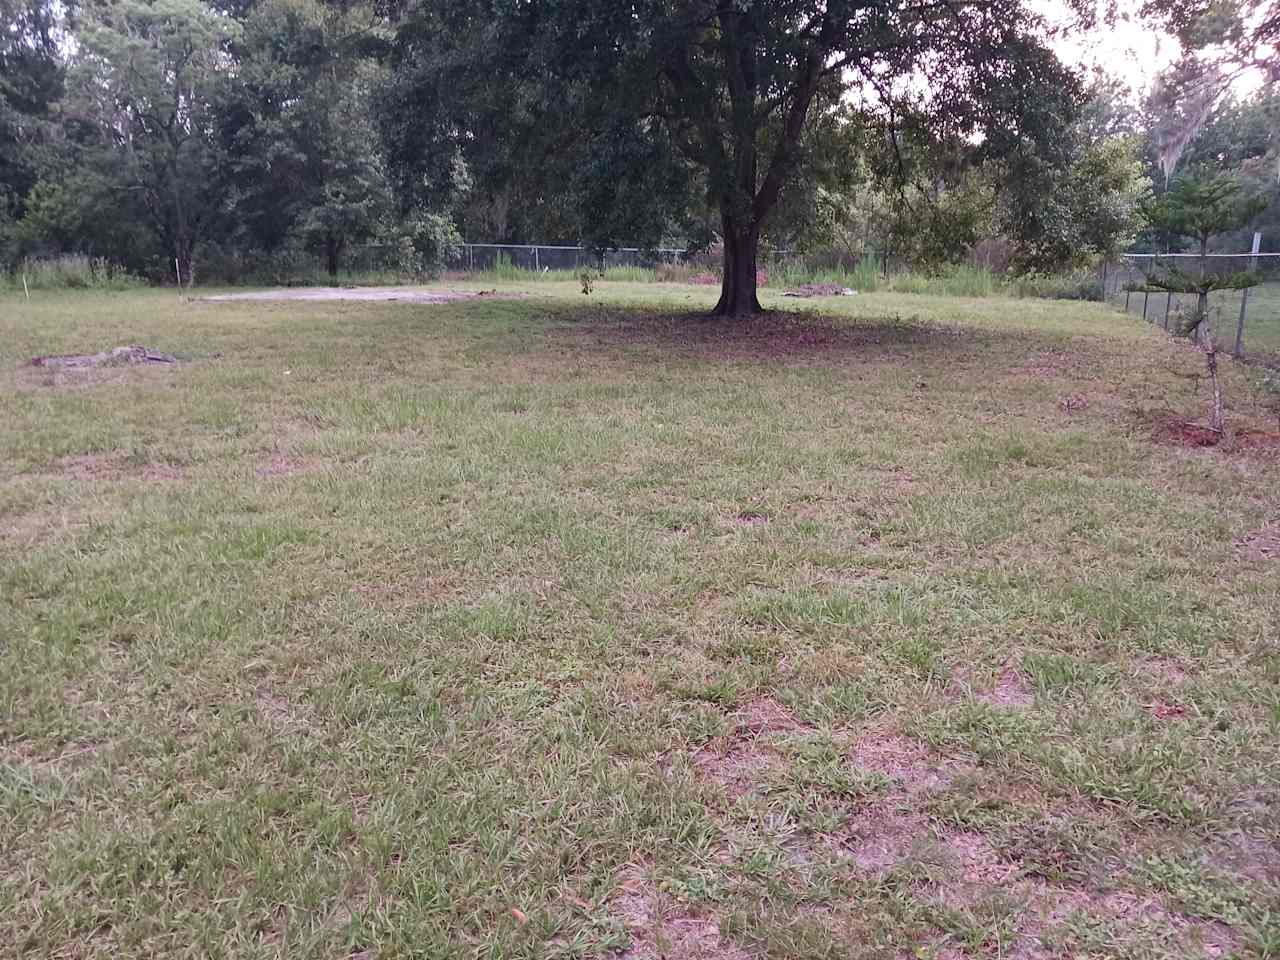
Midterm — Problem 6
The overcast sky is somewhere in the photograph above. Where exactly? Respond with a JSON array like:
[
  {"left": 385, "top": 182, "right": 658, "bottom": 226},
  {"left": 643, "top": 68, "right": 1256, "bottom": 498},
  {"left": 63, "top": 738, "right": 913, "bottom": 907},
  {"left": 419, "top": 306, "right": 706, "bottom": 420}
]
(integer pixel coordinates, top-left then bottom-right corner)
[{"left": 1033, "top": 0, "right": 1267, "bottom": 98}]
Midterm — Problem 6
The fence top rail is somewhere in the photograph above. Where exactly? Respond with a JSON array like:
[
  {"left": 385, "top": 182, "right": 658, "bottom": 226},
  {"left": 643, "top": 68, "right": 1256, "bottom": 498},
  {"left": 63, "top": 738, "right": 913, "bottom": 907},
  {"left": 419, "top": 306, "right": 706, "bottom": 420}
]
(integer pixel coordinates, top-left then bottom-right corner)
[
  {"left": 460, "top": 242, "right": 690, "bottom": 253},
  {"left": 1122, "top": 252, "right": 1279, "bottom": 259},
  {"left": 456, "top": 242, "right": 795, "bottom": 255}
]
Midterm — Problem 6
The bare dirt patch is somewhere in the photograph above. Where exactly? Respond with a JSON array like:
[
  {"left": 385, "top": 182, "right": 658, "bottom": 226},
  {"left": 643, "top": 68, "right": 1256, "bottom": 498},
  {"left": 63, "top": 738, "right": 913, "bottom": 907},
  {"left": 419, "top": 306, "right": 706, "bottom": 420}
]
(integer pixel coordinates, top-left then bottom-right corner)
[
  {"left": 611, "top": 865, "right": 750, "bottom": 960},
  {"left": 848, "top": 729, "right": 953, "bottom": 793},
  {"left": 199, "top": 286, "right": 513, "bottom": 305},
  {"left": 734, "top": 696, "right": 805, "bottom": 737},
  {"left": 1235, "top": 523, "right": 1280, "bottom": 561},
  {"left": 353, "top": 572, "right": 466, "bottom": 608},
  {"left": 837, "top": 810, "right": 928, "bottom": 872},
  {"left": 973, "top": 667, "right": 1035, "bottom": 709},
  {"left": 48, "top": 453, "right": 185, "bottom": 483},
  {"left": 254, "top": 686, "right": 319, "bottom": 740},
  {"left": 782, "top": 283, "right": 858, "bottom": 298},
  {"left": 832, "top": 729, "right": 967, "bottom": 877},
  {"left": 17, "top": 346, "right": 183, "bottom": 392},
  {"left": 28, "top": 344, "right": 177, "bottom": 368},
  {"left": 256, "top": 454, "right": 324, "bottom": 478},
  {"left": 691, "top": 697, "right": 806, "bottom": 798},
  {"left": 692, "top": 743, "right": 772, "bottom": 799},
  {"left": 939, "top": 830, "right": 1022, "bottom": 888}
]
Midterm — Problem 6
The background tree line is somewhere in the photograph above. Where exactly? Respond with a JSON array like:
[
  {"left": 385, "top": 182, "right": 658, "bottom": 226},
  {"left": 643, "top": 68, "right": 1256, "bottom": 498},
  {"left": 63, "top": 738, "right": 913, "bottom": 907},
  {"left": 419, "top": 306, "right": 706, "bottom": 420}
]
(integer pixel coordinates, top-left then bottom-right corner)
[{"left": 0, "top": 0, "right": 1274, "bottom": 289}]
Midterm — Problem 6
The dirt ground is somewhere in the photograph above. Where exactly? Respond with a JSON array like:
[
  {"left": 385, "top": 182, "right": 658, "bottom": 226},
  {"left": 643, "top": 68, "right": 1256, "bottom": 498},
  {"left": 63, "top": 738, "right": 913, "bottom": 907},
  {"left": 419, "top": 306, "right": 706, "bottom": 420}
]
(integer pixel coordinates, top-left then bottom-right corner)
[{"left": 198, "top": 286, "right": 498, "bottom": 304}]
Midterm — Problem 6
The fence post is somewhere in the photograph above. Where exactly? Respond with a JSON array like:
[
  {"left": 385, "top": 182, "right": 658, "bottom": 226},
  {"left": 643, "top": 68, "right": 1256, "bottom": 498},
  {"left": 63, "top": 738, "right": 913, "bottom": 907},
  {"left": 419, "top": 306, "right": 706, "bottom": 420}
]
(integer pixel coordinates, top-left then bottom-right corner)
[
  {"left": 534, "top": 246, "right": 539, "bottom": 272},
  {"left": 468, "top": 244, "right": 473, "bottom": 272},
  {"left": 1235, "top": 231, "right": 1262, "bottom": 358},
  {"left": 1101, "top": 260, "right": 1108, "bottom": 296},
  {"left": 1164, "top": 291, "right": 1172, "bottom": 329},
  {"left": 1124, "top": 288, "right": 1130, "bottom": 312},
  {"left": 1142, "top": 288, "right": 1150, "bottom": 323}
]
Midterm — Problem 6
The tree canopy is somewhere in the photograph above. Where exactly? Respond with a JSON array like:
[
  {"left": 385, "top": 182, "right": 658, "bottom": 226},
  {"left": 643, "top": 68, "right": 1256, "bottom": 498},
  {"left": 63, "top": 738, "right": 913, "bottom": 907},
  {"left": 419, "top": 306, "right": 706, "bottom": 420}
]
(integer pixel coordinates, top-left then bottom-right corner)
[
  {"left": 0, "top": 0, "right": 1272, "bottom": 294},
  {"left": 381, "top": 0, "right": 1083, "bottom": 314}
]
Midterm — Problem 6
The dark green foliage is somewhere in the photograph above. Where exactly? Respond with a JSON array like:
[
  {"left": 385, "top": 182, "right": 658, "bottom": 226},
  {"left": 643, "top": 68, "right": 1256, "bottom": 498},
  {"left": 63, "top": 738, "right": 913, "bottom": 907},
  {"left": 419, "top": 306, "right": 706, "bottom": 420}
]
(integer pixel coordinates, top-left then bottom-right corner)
[
  {"left": 0, "top": 0, "right": 64, "bottom": 256},
  {"left": 1144, "top": 173, "right": 1271, "bottom": 255}
]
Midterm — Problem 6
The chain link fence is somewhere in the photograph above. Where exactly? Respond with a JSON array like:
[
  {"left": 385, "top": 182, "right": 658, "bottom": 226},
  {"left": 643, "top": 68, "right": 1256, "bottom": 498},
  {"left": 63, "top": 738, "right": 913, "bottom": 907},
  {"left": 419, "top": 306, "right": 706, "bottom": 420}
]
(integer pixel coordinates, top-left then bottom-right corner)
[
  {"left": 445, "top": 243, "right": 694, "bottom": 272},
  {"left": 1103, "top": 250, "right": 1280, "bottom": 357}
]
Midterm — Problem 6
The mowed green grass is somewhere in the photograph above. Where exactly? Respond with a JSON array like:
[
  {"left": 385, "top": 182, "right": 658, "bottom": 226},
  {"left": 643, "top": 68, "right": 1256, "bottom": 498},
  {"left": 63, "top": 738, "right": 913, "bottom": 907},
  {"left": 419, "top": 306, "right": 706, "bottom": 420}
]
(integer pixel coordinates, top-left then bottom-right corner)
[{"left": 2, "top": 282, "right": 1279, "bottom": 960}]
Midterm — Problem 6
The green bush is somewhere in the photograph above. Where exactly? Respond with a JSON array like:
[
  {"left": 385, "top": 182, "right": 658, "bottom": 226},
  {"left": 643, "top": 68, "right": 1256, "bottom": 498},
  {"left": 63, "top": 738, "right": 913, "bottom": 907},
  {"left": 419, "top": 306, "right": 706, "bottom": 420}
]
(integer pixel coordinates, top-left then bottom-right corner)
[{"left": 398, "top": 211, "right": 462, "bottom": 279}]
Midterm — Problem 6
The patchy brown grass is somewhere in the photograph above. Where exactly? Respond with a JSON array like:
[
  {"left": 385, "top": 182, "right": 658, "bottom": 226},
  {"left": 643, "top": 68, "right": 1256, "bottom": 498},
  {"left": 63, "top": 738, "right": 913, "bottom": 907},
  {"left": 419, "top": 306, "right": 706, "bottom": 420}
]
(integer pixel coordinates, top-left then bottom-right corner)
[
  {"left": 1235, "top": 523, "right": 1280, "bottom": 561},
  {"left": 38, "top": 453, "right": 186, "bottom": 482},
  {"left": 255, "top": 454, "right": 324, "bottom": 478}
]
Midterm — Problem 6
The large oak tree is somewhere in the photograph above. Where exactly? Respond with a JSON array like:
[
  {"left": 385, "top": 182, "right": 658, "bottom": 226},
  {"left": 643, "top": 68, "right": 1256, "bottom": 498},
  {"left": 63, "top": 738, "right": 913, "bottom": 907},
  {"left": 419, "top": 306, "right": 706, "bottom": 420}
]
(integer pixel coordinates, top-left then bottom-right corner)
[{"left": 381, "top": 0, "right": 1081, "bottom": 315}]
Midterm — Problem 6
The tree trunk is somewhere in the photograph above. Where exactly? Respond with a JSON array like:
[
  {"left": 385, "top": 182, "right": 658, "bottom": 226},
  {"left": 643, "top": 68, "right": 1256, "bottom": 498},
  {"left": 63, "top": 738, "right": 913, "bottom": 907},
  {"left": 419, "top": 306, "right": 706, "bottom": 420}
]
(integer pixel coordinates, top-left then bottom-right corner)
[
  {"left": 713, "top": 215, "right": 763, "bottom": 317},
  {"left": 326, "top": 234, "right": 341, "bottom": 282}
]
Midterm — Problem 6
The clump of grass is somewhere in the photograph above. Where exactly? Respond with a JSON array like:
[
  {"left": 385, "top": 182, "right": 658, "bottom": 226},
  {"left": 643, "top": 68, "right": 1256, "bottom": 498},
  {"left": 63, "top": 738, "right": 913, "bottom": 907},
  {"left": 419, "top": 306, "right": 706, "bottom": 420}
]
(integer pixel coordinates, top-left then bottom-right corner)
[
  {"left": 885, "top": 265, "right": 997, "bottom": 298},
  {"left": 764, "top": 257, "right": 881, "bottom": 292},
  {"left": 600, "top": 265, "right": 656, "bottom": 283},
  {"left": 7, "top": 255, "right": 144, "bottom": 291},
  {"left": 1010, "top": 271, "right": 1104, "bottom": 301}
]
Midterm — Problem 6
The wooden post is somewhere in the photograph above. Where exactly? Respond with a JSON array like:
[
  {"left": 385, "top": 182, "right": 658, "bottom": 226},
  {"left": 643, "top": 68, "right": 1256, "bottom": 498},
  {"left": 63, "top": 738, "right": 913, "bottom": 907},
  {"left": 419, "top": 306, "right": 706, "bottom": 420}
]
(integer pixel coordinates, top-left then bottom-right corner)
[
  {"left": 1142, "top": 289, "right": 1150, "bottom": 322},
  {"left": 22, "top": 271, "right": 30, "bottom": 300},
  {"left": 1235, "top": 231, "right": 1262, "bottom": 358},
  {"left": 174, "top": 257, "right": 182, "bottom": 297},
  {"left": 1101, "top": 260, "right": 1109, "bottom": 296},
  {"left": 1124, "top": 289, "right": 1130, "bottom": 312},
  {"left": 1164, "top": 291, "right": 1172, "bottom": 329},
  {"left": 534, "top": 246, "right": 539, "bottom": 272}
]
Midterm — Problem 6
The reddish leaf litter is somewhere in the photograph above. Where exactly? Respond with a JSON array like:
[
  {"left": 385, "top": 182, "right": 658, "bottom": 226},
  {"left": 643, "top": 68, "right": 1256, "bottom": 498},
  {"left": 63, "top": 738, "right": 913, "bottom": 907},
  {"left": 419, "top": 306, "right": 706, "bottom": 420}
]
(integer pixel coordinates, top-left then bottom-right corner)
[
  {"left": 782, "top": 283, "right": 858, "bottom": 298},
  {"left": 198, "top": 286, "right": 511, "bottom": 304},
  {"left": 558, "top": 311, "right": 953, "bottom": 363},
  {"left": 1152, "top": 418, "right": 1280, "bottom": 450},
  {"left": 1233, "top": 429, "right": 1280, "bottom": 450},
  {"left": 1236, "top": 523, "right": 1280, "bottom": 561},
  {"left": 1057, "top": 393, "right": 1088, "bottom": 412},
  {"left": 1153, "top": 419, "right": 1222, "bottom": 448},
  {"left": 28, "top": 345, "right": 176, "bottom": 368}
]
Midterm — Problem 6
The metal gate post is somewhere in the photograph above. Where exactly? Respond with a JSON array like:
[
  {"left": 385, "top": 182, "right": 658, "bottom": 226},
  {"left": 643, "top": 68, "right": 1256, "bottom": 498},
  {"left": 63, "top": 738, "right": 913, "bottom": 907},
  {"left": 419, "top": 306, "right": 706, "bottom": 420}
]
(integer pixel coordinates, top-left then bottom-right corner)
[{"left": 1235, "top": 231, "right": 1262, "bottom": 358}]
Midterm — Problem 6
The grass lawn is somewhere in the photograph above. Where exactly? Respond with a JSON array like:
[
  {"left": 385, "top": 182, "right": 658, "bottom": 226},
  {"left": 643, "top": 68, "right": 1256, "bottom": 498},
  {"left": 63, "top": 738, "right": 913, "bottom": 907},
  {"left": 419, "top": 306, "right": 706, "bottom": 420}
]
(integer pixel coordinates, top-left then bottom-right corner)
[{"left": 2, "top": 282, "right": 1279, "bottom": 959}]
